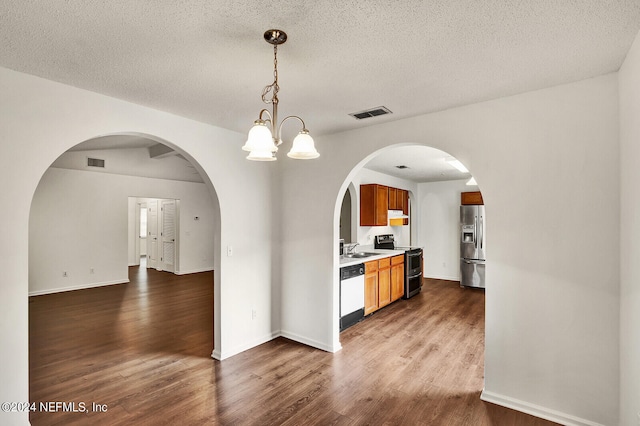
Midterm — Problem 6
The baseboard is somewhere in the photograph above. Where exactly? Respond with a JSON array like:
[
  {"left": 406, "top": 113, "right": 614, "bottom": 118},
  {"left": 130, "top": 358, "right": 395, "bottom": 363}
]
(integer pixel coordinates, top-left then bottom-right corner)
[
  {"left": 211, "top": 330, "right": 341, "bottom": 361},
  {"left": 424, "top": 274, "right": 460, "bottom": 282},
  {"left": 175, "top": 267, "right": 214, "bottom": 275},
  {"left": 480, "top": 389, "right": 605, "bottom": 426},
  {"left": 212, "top": 331, "right": 280, "bottom": 360},
  {"left": 29, "top": 279, "right": 129, "bottom": 296},
  {"left": 278, "top": 330, "right": 342, "bottom": 353}
]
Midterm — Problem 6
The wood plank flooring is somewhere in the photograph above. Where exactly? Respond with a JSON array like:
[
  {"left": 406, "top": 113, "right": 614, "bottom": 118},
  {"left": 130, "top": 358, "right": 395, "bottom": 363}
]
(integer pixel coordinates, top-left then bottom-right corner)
[{"left": 29, "top": 266, "right": 559, "bottom": 425}]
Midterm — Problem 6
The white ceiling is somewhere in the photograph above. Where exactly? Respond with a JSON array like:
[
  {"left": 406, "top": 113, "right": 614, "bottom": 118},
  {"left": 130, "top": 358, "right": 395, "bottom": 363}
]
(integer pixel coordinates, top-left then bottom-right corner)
[
  {"left": 364, "top": 146, "right": 470, "bottom": 183},
  {"left": 2, "top": 1, "right": 639, "bottom": 181}
]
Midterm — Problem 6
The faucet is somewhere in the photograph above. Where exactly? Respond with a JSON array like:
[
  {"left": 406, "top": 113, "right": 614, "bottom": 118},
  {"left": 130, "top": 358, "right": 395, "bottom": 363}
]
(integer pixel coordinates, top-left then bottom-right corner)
[{"left": 346, "top": 243, "right": 359, "bottom": 254}]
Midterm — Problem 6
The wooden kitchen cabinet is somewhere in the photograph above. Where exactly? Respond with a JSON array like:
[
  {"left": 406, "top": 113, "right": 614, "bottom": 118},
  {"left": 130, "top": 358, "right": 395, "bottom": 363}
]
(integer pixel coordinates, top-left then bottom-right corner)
[
  {"left": 461, "top": 191, "right": 483, "bottom": 205},
  {"left": 400, "top": 189, "right": 409, "bottom": 225},
  {"left": 388, "top": 187, "right": 398, "bottom": 209},
  {"left": 378, "top": 257, "right": 391, "bottom": 308},
  {"left": 360, "top": 184, "right": 389, "bottom": 226},
  {"left": 391, "top": 255, "right": 405, "bottom": 302},
  {"left": 364, "top": 261, "right": 379, "bottom": 316},
  {"left": 364, "top": 255, "right": 405, "bottom": 316}
]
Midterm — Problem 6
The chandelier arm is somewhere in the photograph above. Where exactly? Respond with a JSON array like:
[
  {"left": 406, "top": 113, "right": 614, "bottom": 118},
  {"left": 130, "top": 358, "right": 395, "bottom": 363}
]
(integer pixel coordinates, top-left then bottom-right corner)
[
  {"left": 257, "top": 108, "right": 273, "bottom": 125},
  {"left": 276, "top": 115, "right": 308, "bottom": 141}
]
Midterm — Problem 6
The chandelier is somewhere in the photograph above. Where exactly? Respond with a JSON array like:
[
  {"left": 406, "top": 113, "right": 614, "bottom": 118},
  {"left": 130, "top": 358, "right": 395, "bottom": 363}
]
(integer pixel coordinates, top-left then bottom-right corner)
[{"left": 242, "top": 29, "right": 320, "bottom": 161}]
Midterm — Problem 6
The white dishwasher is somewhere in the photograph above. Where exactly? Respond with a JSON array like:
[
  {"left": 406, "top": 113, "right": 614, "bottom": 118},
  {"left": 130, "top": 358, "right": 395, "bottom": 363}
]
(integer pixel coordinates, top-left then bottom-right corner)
[{"left": 340, "top": 263, "right": 365, "bottom": 331}]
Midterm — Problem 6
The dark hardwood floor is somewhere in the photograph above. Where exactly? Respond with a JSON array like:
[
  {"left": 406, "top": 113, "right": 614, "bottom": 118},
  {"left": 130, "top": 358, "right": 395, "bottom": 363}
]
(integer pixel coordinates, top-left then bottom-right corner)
[{"left": 29, "top": 265, "right": 559, "bottom": 425}]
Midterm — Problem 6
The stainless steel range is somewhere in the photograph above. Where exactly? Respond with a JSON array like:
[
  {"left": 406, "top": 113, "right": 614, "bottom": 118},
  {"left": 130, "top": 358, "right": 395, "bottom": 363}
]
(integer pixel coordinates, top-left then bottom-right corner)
[{"left": 374, "top": 234, "right": 423, "bottom": 298}]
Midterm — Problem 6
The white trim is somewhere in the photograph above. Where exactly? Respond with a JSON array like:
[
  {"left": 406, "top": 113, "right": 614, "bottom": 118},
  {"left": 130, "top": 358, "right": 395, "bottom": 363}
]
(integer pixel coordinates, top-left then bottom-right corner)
[
  {"left": 480, "top": 390, "right": 606, "bottom": 426},
  {"left": 213, "top": 332, "right": 280, "bottom": 360},
  {"left": 175, "top": 267, "right": 214, "bottom": 275},
  {"left": 211, "top": 330, "right": 342, "bottom": 361},
  {"left": 424, "top": 274, "right": 460, "bottom": 282},
  {"left": 28, "top": 279, "right": 129, "bottom": 296},
  {"left": 279, "top": 330, "right": 342, "bottom": 353}
]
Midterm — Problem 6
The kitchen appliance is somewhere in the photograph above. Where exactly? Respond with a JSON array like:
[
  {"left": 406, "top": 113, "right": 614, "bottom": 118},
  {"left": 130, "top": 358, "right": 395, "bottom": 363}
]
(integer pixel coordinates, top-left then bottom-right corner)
[
  {"left": 460, "top": 205, "right": 486, "bottom": 288},
  {"left": 340, "top": 263, "right": 365, "bottom": 331},
  {"left": 374, "top": 234, "right": 424, "bottom": 299}
]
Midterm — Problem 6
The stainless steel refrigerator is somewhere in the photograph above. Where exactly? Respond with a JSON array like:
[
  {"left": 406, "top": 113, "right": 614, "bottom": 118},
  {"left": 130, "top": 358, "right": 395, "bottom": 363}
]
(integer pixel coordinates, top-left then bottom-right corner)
[{"left": 460, "top": 205, "right": 486, "bottom": 288}]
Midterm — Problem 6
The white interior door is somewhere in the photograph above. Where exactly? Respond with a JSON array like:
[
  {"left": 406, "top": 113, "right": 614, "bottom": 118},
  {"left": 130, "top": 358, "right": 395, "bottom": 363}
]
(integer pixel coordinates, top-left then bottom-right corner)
[
  {"left": 147, "top": 201, "right": 158, "bottom": 269},
  {"left": 160, "top": 199, "right": 176, "bottom": 273}
]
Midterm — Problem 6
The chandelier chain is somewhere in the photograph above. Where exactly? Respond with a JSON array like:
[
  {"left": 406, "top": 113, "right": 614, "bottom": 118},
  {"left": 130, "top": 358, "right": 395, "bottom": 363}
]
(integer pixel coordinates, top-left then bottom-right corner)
[{"left": 261, "top": 45, "right": 279, "bottom": 105}]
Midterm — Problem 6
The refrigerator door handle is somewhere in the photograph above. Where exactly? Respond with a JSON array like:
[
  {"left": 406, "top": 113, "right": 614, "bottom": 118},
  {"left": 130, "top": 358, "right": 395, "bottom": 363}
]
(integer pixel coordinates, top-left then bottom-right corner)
[
  {"left": 462, "top": 258, "right": 484, "bottom": 265},
  {"left": 479, "top": 215, "right": 483, "bottom": 250},
  {"left": 474, "top": 215, "right": 478, "bottom": 249}
]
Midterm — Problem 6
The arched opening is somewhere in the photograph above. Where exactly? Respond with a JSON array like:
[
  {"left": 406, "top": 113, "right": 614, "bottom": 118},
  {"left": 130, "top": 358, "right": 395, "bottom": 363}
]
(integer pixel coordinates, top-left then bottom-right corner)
[
  {"left": 28, "top": 132, "right": 222, "bottom": 424},
  {"left": 334, "top": 142, "right": 487, "bottom": 399}
]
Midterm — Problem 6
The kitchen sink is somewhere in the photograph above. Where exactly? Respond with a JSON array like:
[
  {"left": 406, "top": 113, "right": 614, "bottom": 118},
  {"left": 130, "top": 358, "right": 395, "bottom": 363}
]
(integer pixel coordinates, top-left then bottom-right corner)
[{"left": 343, "top": 252, "right": 378, "bottom": 258}]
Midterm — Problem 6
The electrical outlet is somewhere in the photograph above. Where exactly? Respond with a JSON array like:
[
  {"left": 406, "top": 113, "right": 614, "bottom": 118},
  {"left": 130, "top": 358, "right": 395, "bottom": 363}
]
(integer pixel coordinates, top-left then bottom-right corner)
[
  {"left": 252, "top": 309, "right": 257, "bottom": 320},
  {"left": 62, "top": 271, "right": 68, "bottom": 278},
  {"left": 227, "top": 245, "right": 233, "bottom": 257},
  {"left": 90, "top": 268, "right": 94, "bottom": 274}
]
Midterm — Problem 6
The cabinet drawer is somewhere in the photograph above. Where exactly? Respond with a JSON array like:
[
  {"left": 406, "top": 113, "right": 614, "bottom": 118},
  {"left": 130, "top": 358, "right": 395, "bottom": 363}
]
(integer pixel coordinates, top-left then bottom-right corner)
[
  {"left": 391, "top": 255, "right": 404, "bottom": 265},
  {"left": 365, "top": 260, "right": 378, "bottom": 273},
  {"left": 378, "top": 257, "right": 391, "bottom": 268}
]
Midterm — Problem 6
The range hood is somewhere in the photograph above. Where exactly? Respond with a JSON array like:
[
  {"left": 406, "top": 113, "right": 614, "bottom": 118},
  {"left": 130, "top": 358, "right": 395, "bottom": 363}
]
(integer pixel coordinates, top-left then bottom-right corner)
[
  {"left": 388, "top": 210, "right": 409, "bottom": 219},
  {"left": 388, "top": 210, "right": 409, "bottom": 226}
]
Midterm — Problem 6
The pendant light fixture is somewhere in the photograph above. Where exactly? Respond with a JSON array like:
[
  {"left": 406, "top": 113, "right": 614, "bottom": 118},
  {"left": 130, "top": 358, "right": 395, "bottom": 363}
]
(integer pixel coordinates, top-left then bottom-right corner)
[{"left": 242, "top": 29, "right": 319, "bottom": 161}]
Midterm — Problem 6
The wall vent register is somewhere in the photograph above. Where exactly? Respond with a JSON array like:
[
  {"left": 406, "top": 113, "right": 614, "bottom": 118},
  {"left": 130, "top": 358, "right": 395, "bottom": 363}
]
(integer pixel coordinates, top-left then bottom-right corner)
[{"left": 87, "top": 158, "right": 105, "bottom": 168}]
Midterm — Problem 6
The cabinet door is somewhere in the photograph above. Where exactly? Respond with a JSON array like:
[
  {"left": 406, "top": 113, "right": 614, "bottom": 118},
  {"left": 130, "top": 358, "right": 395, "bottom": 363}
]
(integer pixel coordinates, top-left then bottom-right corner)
[
  {"left": 364, "top": 271, "right": 378, "bottom": 315},
  {"left": 461, "top": 191, "right": 483, "bottom": 205},
  {"left": 375, "top": 185, "right": 388, "bottom": 225},
  {"left": 360, "top": 184, "right": 389, "bottom": 226},
  {"left": 396, "top": 189, "right": 403, "bottom": 211},
  {"left": 401, "top": 190, "right": 409, "bottom": 225},
  {"left": 378, "top": 265, "right": 391, "bottom": 308},
  {"left": 388, "top": 187, "right": 397, "bottom": 210},
  {"left": 391, "top": 262, "right": 405, "bottom": 301}
]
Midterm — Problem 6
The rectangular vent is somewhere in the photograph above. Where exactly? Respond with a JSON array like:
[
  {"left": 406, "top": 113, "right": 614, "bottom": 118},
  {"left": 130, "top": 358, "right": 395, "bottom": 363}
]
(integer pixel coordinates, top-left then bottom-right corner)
[
  {"left": 349, "top": 106, "right": 392, "bottom": 120},
  {"left": 87, "top": 158, "right": 105, "bottom": 168},
  {"left": 395, "top": 165, "right": 409, "bottom": 169}
]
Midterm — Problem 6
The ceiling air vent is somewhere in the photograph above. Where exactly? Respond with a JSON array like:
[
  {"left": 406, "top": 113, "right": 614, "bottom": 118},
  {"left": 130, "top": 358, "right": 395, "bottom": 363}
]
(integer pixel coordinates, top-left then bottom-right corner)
[
  {"left": 349, "top": 106, "right": 392, "bottom": 120},
  {"left": 87, "top": 158, "right": 105, "bottom": 168}
]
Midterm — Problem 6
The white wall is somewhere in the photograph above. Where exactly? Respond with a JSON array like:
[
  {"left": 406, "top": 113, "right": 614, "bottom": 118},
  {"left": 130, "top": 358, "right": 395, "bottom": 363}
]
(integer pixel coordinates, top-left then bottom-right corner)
[
  {"left": 417, "top": 179, "right": 476, "bottom": 281},
  {"left": 29, "top": 166, "right": 217, "bottom": 295},
  {"left": 619, "top": 30, "right": 640, "bottom": 426},
  {"left": 279, "top": 75, "right": 620, "bottom": 425},
  {"left": 350, "top": 168, "right": 417, "bottom": 247},
  {"left": 0, "top": 66, "right": 277, "bottom": 425},
  {"left": 52, "top": 147, "right": 204, "bottom": 183}
]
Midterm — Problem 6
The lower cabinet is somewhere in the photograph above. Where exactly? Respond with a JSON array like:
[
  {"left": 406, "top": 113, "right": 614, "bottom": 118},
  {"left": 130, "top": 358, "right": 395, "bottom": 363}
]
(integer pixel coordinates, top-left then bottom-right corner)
[
  {"left": 364, "top": 255, "right": 405, "bottom": 316},
  {"left": 364, "top": 261, "right": 378, "bottom": 316},
  {"left": 378, "top": 257, "right": 391, "bottom": 308},
  {"left": 391, "top": 255, "right": 405, "bottom": 301}
]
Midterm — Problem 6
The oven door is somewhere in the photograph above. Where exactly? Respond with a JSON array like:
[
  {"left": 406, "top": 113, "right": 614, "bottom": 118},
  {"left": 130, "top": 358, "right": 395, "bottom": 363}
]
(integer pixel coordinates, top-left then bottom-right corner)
[
  {"left": 404, "top": 273, "right": 422, "bottom": 299},
  {"left": 406, "top": 249, "right": 422, "bottom": 276}
]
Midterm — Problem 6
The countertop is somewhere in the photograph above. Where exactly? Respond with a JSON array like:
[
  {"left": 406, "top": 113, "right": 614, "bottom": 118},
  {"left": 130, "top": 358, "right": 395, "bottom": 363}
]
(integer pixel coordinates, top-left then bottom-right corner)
[{"left": 339, "top": 248, "right": 406, "bottom": 267}]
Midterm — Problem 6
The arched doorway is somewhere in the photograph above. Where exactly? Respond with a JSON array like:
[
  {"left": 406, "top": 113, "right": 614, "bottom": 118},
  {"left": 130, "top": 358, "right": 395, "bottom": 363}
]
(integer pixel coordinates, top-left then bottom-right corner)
[
  {"left": 333, "top": 142, "right": 485, "bottom": 355},
  {"left": 28, "top": 132, "right": 222, "bottom": 423}
]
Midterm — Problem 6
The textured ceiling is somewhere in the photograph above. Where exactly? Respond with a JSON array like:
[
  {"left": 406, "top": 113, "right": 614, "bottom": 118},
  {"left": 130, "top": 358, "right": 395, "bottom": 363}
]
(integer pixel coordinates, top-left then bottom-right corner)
[
  {"left": 1, "top": 0, "right": 639, "bottom": 143},
  {"left": 364, "top": 146, "right": 471, "bottom": 183}
]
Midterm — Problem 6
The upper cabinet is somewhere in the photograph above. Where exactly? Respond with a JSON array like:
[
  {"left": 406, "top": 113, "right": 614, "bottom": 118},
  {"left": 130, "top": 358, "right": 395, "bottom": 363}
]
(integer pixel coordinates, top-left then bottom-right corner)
[
  {"left": 361, "top": 184, "right": 410, "bottom": 226},
  {"left": 360, "top": 184, "right": 389, "bottom": 226},
  {"left": 388, "top": 187, "right": 398, "bottom": 210},
  {"left": 461, "top": 191, "right": 484, "bottom": 205}
]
